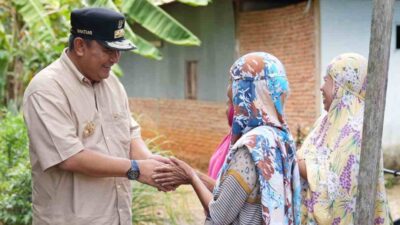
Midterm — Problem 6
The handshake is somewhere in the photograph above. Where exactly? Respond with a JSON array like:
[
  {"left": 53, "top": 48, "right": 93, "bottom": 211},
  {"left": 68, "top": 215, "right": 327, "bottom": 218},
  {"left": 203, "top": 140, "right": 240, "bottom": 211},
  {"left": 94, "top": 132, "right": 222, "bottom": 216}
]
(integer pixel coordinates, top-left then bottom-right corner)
[{"left": 135, "top": 155, "right": 197, "bottom": 192}]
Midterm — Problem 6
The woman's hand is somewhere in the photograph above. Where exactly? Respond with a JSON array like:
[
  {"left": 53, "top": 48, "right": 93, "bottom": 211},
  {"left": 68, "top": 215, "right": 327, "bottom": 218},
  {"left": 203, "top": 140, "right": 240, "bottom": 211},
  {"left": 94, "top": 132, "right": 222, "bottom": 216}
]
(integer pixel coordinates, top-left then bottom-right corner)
[{"left": 152, "top": 157, "right": 196, "bottom": 188}]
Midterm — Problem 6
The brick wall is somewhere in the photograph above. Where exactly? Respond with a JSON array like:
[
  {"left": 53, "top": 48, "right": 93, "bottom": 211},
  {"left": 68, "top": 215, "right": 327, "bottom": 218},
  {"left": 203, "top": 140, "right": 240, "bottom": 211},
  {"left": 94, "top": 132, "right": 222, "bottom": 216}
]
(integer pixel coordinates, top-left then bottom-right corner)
[
  {"left": 129, "top": 98, "right": 229, "bottom": 171},
  {"left": 238, "top": 1, "right": 319, "bottom": 131}
]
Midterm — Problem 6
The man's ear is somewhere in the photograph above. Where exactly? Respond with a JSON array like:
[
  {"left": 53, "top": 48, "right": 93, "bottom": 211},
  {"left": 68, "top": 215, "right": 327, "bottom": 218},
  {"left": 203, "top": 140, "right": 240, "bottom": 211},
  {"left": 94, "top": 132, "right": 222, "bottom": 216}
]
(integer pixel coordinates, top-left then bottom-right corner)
[{"left": 73, "top": 37, "right": 86, "bottom": 57}]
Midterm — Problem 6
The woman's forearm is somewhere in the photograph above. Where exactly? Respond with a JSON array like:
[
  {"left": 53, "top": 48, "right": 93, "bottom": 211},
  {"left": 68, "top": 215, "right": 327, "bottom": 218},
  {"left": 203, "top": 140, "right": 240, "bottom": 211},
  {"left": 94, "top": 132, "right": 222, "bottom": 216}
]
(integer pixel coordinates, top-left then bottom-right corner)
[
  {"left": 197, "top": 171, "right": 216, "bottom": 191},
  {"left": 191, "top": 174, "right": 213, "bottom": 214}
]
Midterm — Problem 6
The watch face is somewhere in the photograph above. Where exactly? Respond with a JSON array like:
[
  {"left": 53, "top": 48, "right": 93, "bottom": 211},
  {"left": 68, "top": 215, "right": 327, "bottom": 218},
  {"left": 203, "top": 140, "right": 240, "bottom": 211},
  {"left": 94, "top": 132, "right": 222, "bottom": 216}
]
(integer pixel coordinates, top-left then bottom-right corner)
[{"left": 127, "top": 168, "right": 139, "bottom": 180}]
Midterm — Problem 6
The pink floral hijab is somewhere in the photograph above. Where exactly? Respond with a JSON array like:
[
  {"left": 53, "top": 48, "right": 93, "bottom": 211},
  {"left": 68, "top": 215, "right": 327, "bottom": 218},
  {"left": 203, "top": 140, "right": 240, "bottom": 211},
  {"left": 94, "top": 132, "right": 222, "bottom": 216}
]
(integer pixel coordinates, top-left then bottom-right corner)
[{"left": 298, "top": 53, "right": 390, "bottom": 225}]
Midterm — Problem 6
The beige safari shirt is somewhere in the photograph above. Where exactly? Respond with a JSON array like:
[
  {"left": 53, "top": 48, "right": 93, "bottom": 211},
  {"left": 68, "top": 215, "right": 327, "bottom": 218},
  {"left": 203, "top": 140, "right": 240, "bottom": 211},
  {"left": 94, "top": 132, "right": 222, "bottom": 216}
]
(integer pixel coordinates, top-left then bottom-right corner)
[{"left": 23, "top": 49, "right": 141, "bottom": 225}]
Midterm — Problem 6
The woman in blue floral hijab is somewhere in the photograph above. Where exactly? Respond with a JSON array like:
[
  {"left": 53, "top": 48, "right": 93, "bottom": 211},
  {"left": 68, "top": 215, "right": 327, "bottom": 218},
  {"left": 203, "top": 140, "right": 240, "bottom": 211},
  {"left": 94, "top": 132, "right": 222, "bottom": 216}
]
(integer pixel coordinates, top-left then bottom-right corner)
[
  {"left": 221, "top": 52, "right": 302, "bottom": 224},
  {"left": 155, "top": 52, "right": 301, "bottom": 225}
]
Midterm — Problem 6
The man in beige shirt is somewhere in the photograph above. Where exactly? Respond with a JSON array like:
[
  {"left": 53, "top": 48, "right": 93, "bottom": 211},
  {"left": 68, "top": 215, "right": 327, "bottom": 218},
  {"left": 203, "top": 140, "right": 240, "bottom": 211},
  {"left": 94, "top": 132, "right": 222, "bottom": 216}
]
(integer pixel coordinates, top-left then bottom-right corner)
[{"left": 23, "top": 8, "right": 169, "bottom": 225}]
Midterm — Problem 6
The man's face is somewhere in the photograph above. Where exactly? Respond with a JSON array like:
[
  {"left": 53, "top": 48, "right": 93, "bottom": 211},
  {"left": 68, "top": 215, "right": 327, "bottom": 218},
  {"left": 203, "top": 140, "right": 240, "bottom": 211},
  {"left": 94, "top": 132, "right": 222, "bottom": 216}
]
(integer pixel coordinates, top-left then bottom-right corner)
[
  {"left": 79, "top": 40, "right": 121, "bottom": 82},
  {"left": 320, "top": 75, "right": 335, "bottom": 112}
]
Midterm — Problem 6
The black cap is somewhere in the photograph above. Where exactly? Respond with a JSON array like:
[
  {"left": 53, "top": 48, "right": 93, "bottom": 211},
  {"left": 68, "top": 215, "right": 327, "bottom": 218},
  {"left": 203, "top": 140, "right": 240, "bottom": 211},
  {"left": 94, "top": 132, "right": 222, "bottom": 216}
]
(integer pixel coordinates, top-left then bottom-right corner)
[{"left": 70, "top": 7, "right": 136, "bottom": 51}]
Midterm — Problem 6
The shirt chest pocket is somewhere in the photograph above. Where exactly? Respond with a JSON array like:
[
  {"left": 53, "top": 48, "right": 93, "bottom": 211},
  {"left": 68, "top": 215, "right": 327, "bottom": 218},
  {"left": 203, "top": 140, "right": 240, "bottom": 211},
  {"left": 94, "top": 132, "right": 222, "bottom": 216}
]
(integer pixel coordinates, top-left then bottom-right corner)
[{"left": 106, "top": 111, "right": 131, "bottom": 153}]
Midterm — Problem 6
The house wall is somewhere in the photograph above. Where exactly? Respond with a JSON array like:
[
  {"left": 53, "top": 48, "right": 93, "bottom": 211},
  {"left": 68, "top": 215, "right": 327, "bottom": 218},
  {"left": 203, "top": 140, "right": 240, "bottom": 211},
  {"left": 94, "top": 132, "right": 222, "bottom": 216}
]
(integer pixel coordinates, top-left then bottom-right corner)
[
  {"left": 237, "top": 1, "right": 319, "bottom": 131},
  {"left": 320, "top": 0, "right": 400, "bottom": 148}
]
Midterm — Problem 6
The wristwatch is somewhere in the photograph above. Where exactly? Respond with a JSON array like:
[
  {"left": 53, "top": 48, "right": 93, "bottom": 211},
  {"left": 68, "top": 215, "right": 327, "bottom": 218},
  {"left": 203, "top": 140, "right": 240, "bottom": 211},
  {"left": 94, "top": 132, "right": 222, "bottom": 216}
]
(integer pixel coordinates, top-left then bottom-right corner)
[{"left": 126, "top": 160, "right": 140, "bottom": 180}]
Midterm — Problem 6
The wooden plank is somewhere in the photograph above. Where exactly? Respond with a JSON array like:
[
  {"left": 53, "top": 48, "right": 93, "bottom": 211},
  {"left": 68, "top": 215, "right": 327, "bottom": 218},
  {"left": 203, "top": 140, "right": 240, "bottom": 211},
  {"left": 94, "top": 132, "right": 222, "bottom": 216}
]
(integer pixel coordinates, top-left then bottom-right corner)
[{"left": 355, "top": 0, "right": 394, "bottom": 224}]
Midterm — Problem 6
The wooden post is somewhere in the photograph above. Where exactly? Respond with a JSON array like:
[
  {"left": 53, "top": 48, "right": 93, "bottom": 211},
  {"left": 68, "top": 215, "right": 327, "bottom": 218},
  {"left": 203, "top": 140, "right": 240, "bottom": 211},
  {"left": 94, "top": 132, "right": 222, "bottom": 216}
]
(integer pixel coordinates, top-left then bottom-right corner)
[{"left": 355, "top": 0, "right": 394, "bottom": 224}]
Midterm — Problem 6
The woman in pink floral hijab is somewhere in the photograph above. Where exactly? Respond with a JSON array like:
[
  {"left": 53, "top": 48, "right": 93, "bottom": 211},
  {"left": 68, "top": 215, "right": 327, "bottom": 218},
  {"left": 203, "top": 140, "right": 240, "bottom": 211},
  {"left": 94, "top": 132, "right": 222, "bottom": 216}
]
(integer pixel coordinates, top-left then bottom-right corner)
[{"left": 297, "top": 53, "right": 390, "bottom": 225}]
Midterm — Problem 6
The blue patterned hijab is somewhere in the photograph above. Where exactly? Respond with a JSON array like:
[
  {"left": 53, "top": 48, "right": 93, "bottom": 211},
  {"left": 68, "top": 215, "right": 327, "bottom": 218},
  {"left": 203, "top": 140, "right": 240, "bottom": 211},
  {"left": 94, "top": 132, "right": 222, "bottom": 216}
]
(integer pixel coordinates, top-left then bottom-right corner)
[{"left": 216, "top": 52, "right": 301, "bottom": 225}]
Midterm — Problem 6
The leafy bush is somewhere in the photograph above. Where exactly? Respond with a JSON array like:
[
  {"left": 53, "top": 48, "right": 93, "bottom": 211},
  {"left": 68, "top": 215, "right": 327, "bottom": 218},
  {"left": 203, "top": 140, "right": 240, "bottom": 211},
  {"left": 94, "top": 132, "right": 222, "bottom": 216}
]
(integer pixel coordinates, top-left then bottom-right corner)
[
  {"left": 0, "top": 110, "right": 29, "bottom": 178},
  {"left": 0, "top": 109, "right": 31, "bottom": 225},
  {"left": 0, "top": 162, "right": 32, "bottom": 225}
]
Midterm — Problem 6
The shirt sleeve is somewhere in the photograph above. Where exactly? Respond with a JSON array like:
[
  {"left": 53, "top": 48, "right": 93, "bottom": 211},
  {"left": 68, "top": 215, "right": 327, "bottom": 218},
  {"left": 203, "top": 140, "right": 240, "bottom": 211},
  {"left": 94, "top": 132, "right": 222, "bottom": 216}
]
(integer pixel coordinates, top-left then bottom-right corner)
[
  {"left": 23, "top": 91, "right": 84, "bottom": 171},
  {"left": 207, "top": 147, "right": 258, "bottom": 225},
  {"left": 129, "top": 117, "right": 141, "bottom": 140}
]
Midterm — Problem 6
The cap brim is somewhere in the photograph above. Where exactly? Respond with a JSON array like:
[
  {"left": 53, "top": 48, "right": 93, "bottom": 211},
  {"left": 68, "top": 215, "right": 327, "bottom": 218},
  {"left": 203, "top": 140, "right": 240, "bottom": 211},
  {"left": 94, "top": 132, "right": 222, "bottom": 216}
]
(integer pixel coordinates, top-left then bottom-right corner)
[{"left": 101, "top": 39, "right": 136, "bottom": 51}]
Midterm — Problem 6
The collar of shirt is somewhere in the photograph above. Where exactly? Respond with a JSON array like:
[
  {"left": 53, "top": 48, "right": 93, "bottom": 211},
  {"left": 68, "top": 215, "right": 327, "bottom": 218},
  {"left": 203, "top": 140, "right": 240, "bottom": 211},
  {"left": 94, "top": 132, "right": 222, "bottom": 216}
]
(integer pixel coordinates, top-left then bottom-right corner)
[{"left": 60, "top": 48, "right": 93, "bottom": 85}]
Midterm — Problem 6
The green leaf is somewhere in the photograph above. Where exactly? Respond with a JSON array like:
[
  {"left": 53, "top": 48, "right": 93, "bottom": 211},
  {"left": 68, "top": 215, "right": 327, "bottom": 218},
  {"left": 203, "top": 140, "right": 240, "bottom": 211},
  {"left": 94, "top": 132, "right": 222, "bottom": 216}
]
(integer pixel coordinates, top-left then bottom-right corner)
[
  {"left": 122, "top": 0, "right": 201, "bottom": 46},
  {"left": 13, "top": 0, "right": 56, "bottom": 41},
  {"left": 85, "top": 0, "right": 162, "bottom": 59},
  {"left": 176, "top": 0, "right": 209, "bottom": 7},
  {"left": 0, "top": 50, "right": 9, "bottom": 103},
  {"left": 0, "top": 51, "right": 9, "bottom": 77},
  {"left": 125, "top": 25, "right": 163, "bottom": 60},
  {"left": 0, "top": 7, "right": 13, "bottom": 105},
  {"left": 111, "top": 63, "right": 123, "bottom": 77},
  {"left": 147, "top": 0, "right": 175, "bottom": 6},
  {"left": 148, "top": 0, "right": 210, "bottom": 6}
]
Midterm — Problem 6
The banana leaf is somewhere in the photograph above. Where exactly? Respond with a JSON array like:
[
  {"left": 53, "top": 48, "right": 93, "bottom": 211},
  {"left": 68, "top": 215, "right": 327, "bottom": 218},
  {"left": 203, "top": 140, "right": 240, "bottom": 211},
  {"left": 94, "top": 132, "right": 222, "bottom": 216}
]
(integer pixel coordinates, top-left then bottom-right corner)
[
  {"left": 149, "top": 0, "right": 209, "bottom": 6},
  {"left": 122, "top": 0, "right": 201, "bottom": 46},
  {"left": 13, "top": 0, "right": 56, "bottom": 42},
  {"left": 176, "top": 0, "right": 209, "bottom": 7},
  {"left": 148, "top": 0, "right": 175, "bottom": 6}
]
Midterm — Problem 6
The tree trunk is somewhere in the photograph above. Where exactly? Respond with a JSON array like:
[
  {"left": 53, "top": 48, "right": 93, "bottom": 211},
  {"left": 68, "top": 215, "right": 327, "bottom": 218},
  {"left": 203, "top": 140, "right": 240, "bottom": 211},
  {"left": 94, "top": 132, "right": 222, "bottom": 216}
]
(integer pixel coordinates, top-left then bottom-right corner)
[{"left": 355, "top": 0, "right": 394, "bottom": 224}]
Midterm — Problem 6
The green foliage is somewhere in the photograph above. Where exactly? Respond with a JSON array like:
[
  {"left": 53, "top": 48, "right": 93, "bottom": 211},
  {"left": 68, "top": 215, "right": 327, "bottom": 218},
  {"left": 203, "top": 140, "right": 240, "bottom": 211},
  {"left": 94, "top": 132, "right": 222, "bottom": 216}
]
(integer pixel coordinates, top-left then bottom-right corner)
[
  {"left": 0, "top": 0, "right": 80, "bottom": 107},
  {"left": 0, "top": 162, "right": 32, "bottom": 225},
  {"left": 385, "top": 174, "right": 399, "bottom": 189},
  {"left": 0, "top": 110, "right": 31, "bottom": 225},
  {"left": 0, "top": 110, "right": 29, "bottom": 179},
  {"left": 13, "top": 0, "right": 56, "bottom": 41}
]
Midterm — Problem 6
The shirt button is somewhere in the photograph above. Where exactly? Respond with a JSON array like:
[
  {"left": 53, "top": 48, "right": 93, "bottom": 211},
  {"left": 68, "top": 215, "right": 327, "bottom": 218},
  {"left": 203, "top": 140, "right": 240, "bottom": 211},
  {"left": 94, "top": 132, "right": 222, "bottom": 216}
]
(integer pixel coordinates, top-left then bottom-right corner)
[
  {"left": 117, "top": 185, "right": 121, "bottom": 189},
  {"left": 106, "top": 136, "right": 109, "bottom": 140}
]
